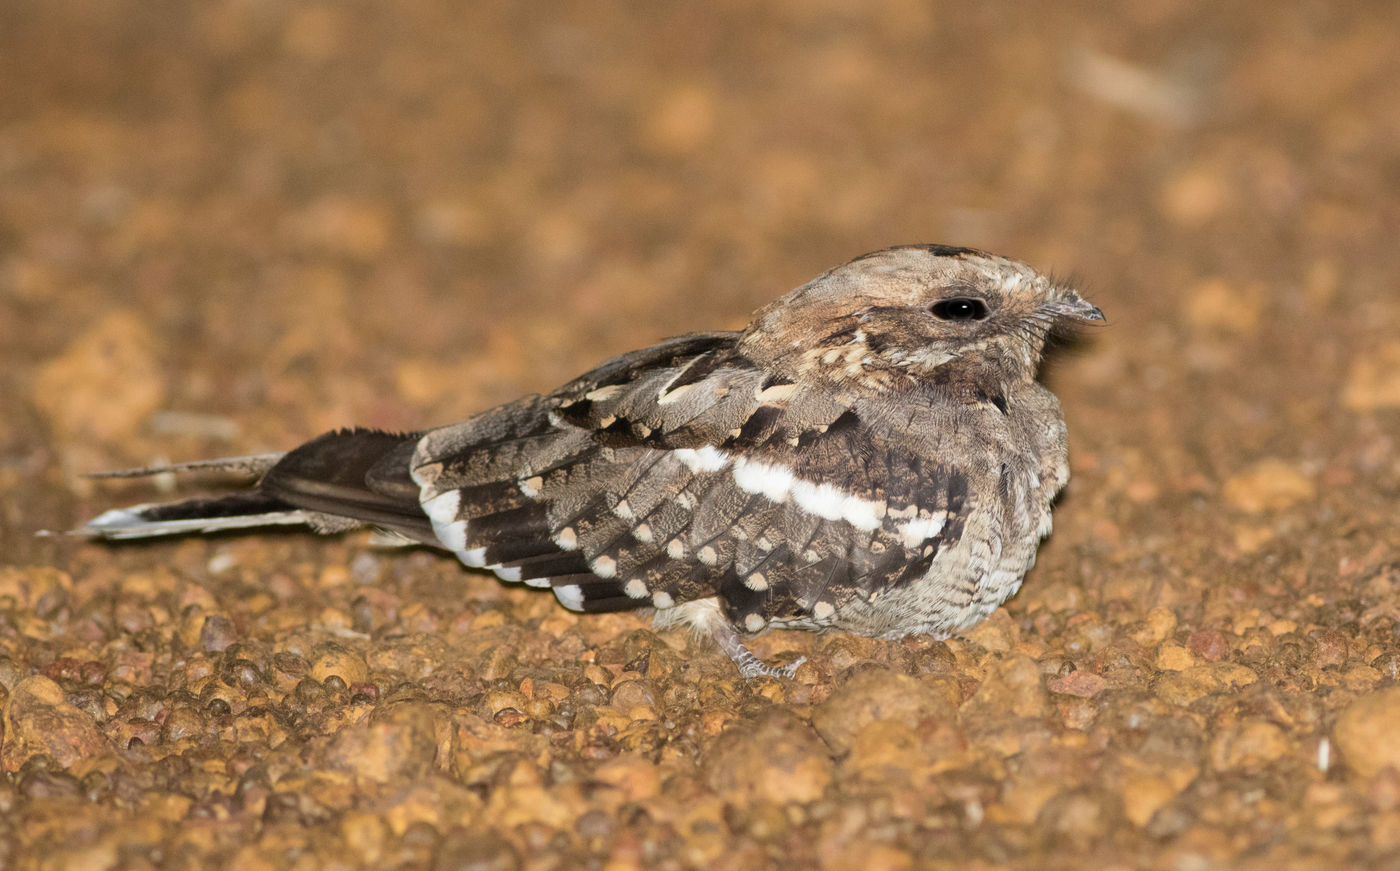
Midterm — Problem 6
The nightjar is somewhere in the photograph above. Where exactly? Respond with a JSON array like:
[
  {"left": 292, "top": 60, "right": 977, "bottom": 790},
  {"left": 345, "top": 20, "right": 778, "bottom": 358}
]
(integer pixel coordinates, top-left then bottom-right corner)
[{"left": 85, "top": 245, "right": 1104, "bottom": 678}]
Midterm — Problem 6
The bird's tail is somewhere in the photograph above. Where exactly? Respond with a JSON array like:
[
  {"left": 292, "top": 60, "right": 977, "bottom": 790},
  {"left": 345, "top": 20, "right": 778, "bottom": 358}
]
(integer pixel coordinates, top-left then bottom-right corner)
[{"left": 82, "top": 429, "right": 434, "bottom": 543}]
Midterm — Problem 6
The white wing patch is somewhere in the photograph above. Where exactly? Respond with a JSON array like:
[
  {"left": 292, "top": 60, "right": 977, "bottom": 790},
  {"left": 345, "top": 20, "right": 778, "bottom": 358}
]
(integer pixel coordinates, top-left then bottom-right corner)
[
  {"left": 673, "top": 445, "right": 730, "bottom": 473},
  {"left": 415, "top": 468, "right": 554, "bottom": 586},
  {"left": 732, "top": 457, "right": 885, "bottom": 531}
]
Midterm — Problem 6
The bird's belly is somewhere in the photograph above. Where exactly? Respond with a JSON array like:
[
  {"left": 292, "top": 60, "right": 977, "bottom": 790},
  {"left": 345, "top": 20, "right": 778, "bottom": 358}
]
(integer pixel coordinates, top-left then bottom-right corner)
[{"left": 818, "top": 502, "right": 1051, "bottom": 639}]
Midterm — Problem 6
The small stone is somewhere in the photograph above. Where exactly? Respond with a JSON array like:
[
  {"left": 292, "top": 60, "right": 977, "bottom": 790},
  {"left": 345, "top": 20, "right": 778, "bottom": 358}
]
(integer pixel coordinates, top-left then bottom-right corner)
[
  {"left": 1209, "top": 719, "right": 1288, "bottom": 771},
  {"left": 1129, "top": 607, "right": 1179, "bottom": 647},
  {"left": 31, "top": 310, "right": 167, "bottom": 443},
  {"left": 1186, "top": 631, "right": 1229, "bottom": 663},
  {"left": 1, "top": 675, "right": 111, "bottom": 771},
  {"left": 200, "top": 615, "right": 238, "bottom": 652},
  {"left": 1222, "top": 459, "right": 1315, "bottom": 513},
  {"left": 591, "top": 754, "right": 660, "bottom": 802},
  {"left": 1335, "top": 688, "right": 1400, "bottom": 778},
  {"left": 961, "top": 654, "right": 1050, "bottom": 720},
  {"left": 1313, "top": 631, "right": 1349, "bottom": 668},
  {"left": 310, "top": 643, "right": 369, "bottom": 685},
  {"left": 1342, "top": 342, "right": 1400, "bottom": 412},
  {"left": 811, "top": 668, "right": 960, "bottom": 756},
  {"left": 431, "top": 829, "right": 521, "bottom": 871},
  {"left": 326, "top": 700, "right": 445, "bottom": 784},
  {"left": 1183, "top": 277, "right": 1263, "bottom": 334},
  {"left": 705, "top": 709, "right": 833, "bottom": 806},
  {"left": 1036, "top": 786, "right": 1126, "bottom": 847},
  {"left": 1046, "top": 670, "right": 1107, "bottom": 699}
]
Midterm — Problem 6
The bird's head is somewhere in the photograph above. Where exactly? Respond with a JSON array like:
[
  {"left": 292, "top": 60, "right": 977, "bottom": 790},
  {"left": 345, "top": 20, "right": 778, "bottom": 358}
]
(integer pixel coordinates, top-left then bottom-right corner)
[{"left": 740, "top": 245, "right": 1104, "bottom": 392}]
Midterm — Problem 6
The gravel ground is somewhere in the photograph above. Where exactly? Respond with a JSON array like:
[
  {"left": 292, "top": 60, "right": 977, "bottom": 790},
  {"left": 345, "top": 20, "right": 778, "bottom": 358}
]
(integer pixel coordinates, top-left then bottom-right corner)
[{"left": 3, "top": 1, "right": 1400, "bottom": 869}]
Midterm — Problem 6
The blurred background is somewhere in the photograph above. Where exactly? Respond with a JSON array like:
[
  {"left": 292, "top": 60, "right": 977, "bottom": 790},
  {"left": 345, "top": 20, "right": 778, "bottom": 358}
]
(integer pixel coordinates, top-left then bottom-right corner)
[{"left": 2, "top": 1, "right": 1400, "bottom": 868}]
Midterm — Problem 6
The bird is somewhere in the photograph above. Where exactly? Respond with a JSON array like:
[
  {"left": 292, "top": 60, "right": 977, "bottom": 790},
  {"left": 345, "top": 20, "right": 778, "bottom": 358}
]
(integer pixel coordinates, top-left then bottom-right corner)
[{"left": 83, "top": 244, "right": 1104, "bottom": 679}]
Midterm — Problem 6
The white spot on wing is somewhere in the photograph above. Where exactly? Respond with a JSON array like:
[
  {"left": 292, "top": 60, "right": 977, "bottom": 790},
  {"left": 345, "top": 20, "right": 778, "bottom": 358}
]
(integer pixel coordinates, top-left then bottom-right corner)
[
  {"left": 554, "top": 584, "right": 584, "bottom": 611},
  {"left": 554, "top": 527, "right": 578, "bottom": 551},
  {"left": 744, "top": 613, "right": 766, "bottom": 632},
  {"left": 624, "top": 578, "right": 648, "bottom": 598},
  {"left": 633, "top": 523, "right": 654, "bottom": 543},
  {"left": 422, "top": 490, "right": 467, "bottom": 551},
  {"left": 900, "top": 514, "right": 946, "bottom": 548},
  {"left": 592, "top": 555, "right": 617, "bottom": 578},
  {"left": 652, "top": 591, "right": 674, "bottom": 608},
  {"left": 460, "top": 546, "right": 488, "bottom": 568},
  {"left": 519, "top": 475, "right": 543, "bottom": 498},
  {"left": 813, "top": 601, "right": 835, "bottom": 620},
  {"left": 673, "top": 445, "right": 729, "bottom": 473},
  {"left": 666, "top": 539, "right": 686, "bottom": 559},
  {"left": 493, "top": 566, "right": 522, "bottom": 582},
  {"left": 744, "top": 571, "right": 768, "bottom": 591}
]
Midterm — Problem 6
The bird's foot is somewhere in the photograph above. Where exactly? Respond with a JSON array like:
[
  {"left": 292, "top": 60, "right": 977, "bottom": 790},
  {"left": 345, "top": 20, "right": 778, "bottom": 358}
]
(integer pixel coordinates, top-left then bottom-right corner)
[{"left": 709, "top": 618, "right": 804, "bottom": 680}]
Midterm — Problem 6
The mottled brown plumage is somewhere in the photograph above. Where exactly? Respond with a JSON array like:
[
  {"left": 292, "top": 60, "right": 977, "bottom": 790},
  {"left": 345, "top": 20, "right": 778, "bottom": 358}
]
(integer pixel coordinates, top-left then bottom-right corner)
[{"left": 85, "top": 245, "right": 1103, "bottom": 677}]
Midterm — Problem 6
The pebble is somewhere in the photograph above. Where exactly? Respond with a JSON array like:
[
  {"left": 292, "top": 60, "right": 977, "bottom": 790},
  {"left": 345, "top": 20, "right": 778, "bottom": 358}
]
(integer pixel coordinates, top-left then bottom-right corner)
[
  {"left": 1342, "top": 342, "right": 1400, "bottom": 411},
  {"left": 705, "top": 709, "right": 833, "bottom": 806},
  {"left": 31, "top": 310, "right": 166, "bottom": 443},
  {"left": 811, "top": 668, "right": 960, "bottom": 756},
  {"left": 326, "top": 700, "right": 445, "bottom": 784},
  {"left": 1, "top": 676, "right": 110, "bottom": 771},
  {"left": 1335, "top": 688, "right": 1400, "bottom": 778},
  {"left": 961, "top": 654, "right": 1051, "bottom": 720},
  {"left": 310, "top": 643, "right": 370, "bottom": 686},
  {"left": 1209, "top": 720, "right": 1289, "bottom": 771},
  {"left": 1222, "top": 459, "right": 1316, "bottom": 513}
]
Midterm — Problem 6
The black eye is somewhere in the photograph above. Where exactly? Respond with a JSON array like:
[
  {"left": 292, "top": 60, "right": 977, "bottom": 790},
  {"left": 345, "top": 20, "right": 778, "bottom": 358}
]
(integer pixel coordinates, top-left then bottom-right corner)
[{"left": 929, "top": 297, "right": 990, "bottom": 321}]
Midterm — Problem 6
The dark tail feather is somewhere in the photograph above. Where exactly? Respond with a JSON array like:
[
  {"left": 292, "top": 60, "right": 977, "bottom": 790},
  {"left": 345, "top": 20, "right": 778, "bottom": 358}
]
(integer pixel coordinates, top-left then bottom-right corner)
[
  {"left": 84, "top": 492, "right": 311, "bottom": 539},
  {"left": 259, "top": 428, "right": 429, "bottom": 533},
  {"left": 84, "top": 428, "right": 434, "bottom": 543}
]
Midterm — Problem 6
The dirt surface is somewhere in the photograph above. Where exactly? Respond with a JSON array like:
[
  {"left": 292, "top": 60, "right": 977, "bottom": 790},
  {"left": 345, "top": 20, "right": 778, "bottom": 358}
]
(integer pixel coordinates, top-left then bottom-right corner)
[{"left": 3, "top": 1, "right": 1400, "bottom": 868}]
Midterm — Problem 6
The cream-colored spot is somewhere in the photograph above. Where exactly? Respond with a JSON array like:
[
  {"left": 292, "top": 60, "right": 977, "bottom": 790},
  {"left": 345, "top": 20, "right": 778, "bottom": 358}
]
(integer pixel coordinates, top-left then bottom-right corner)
[
  {"left": 592, "top": 556, "right": 617, "bottom": 578},
  {"left": 613, "top": 500, "right": 634, "bottom": 520},
  {"left": 584, "top": 384, "right": 626, "bottom": 401},
  {"left": 744, "top": 613, "right": 766, "bottom": 632},
  {"left": 624, "top": 578, "right": 648, "bottom": 598},
  {"left": 697, "top": 545, "right": 717, "bottom": 565},
  {"left": 412, "top": 461, "right": 443, "bottom": 487},
  {"left": 755, "top": 383, "right": 797, "bottom": 402},
  {"left": 554, "top": 527, "right": 578, "bottom": 551},
  {"left": 813, "top": 601, "right": 835, "bottom": 620},
  {"left": 633, "top": 523, "right": 654, "bottom": 543},
  {"left": 744, "top": 572, "right": 768, "bottom": 591},
  {"left": 665, "top": 539, "right": 686, "bottom": 559},
  {"left": 520, "top": 475, "right": 544, "bottom": 498},
  {"left": 652, "top": 591, "right": 675, "bottom": 608}
]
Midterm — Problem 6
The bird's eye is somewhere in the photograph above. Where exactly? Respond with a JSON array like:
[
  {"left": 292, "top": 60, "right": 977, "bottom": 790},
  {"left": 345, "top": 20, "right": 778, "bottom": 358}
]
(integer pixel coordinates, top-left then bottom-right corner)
[{"left": 929, "top": 297, "right": 990, "bottom": 321}]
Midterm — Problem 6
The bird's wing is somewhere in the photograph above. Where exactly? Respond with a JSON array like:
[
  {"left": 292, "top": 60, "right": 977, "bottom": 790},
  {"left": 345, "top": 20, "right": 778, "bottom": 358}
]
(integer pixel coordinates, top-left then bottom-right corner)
[{"left": 410, "top": 331, "right": 970, "bottom": 628}]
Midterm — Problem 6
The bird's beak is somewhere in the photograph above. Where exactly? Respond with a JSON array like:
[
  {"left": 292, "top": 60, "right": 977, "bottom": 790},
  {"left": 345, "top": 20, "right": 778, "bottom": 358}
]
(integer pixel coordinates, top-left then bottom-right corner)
[{"left": 1043, "top": 296, "right": 1105, "bottom": 323}]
